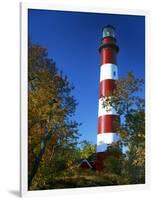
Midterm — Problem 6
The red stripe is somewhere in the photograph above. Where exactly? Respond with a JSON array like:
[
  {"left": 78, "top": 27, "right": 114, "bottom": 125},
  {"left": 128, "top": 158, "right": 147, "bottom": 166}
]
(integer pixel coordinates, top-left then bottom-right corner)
[
  {"left": 99, "top": 81, "right": 103, "bottom": 97},
  {"left": 102, "top": 37, "right": 115, "bottom": 44},
  {"left": 98, "top": 115, "right": 119, "bottom": 133},
  {"left": 101, "top": 48, "right": 116, "bottom": 64},
  {"left": 100, "top": 79, "right": 116, "bottom": 97}
]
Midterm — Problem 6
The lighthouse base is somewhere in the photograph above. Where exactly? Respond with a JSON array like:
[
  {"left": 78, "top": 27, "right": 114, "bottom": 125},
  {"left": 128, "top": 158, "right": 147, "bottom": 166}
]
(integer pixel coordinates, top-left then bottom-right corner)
[
  {"left": 96, "top": 152, "right": 111, "bottom": 171},
  {"left": 96, "top": 150, "right": 120, "bottom": 171}
]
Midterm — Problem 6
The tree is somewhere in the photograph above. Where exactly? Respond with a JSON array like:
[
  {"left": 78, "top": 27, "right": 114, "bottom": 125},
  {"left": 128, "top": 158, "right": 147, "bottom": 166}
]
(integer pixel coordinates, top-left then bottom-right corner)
[
  {"left": 80, "top": 140, "right": 96, "bottom": 159},
  {"left": 28, "top": 40, "right": 81, "bottom": 189},
  {"left": 101, "top": 72, "right": 145, "bottom": 183},
  {"left": 124, "top": 110, "right": 145, "bottom": 183}
]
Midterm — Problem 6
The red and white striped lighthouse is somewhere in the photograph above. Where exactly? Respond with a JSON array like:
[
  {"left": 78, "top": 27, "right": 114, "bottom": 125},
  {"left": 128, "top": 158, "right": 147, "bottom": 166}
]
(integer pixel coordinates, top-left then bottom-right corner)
[{"left": 96, "top": 25, "right": 120, "bottom": 170}]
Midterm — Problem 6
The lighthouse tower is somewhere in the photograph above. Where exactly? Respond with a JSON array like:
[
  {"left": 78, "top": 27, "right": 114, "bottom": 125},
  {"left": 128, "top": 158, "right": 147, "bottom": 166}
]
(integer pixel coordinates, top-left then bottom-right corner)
[{"left": 96, "top": 25, "right": 120, "bottom": 171}]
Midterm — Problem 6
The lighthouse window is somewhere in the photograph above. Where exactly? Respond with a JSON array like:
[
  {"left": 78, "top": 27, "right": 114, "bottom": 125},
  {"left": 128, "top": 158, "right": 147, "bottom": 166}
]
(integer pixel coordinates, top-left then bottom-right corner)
[
  {"left": 113, "top": 71, "right": 116, "bottom": 77},
  {"left": 106, "top": 31, "right": 110, "bottom": 36}
]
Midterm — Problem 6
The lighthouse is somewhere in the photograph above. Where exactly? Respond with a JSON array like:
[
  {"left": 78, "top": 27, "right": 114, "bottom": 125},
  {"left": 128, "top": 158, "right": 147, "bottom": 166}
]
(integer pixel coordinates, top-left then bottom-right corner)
[{"left": 96, "top": 25, "right": 120, "bottom": 171}]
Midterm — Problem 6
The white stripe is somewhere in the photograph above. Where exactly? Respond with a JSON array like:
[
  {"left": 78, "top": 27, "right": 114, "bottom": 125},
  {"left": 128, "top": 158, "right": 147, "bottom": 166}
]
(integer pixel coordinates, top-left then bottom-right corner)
[
  {"left": 97, "top": 133, "right": 119, "bottom": 145},
  {"left": 100, "top": 63, "right": 118, "bottom": 81},
  {"left": 98, "top": 98, "right": 117, "bottom": 116}
]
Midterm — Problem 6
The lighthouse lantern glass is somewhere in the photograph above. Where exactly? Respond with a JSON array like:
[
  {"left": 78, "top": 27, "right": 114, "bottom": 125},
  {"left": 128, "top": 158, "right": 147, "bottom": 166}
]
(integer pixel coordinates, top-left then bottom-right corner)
[{"left": 103, "top": 27, "right": 115, "bottom": 38}]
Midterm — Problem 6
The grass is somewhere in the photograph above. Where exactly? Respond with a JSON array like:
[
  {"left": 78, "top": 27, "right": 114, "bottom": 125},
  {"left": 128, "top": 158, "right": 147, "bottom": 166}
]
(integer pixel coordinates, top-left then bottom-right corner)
[
  {"left": 32, "top": 173, "right": 128, "bottom": 190},
  {"left": 30, "top": 168, "right": 144, "bottom": 190}
]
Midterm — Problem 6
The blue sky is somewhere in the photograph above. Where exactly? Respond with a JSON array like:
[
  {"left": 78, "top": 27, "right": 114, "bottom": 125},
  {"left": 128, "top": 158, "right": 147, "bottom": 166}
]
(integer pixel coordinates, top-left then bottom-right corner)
[{"left": 28, "top": 9, "right": 145, "bottom": 145}]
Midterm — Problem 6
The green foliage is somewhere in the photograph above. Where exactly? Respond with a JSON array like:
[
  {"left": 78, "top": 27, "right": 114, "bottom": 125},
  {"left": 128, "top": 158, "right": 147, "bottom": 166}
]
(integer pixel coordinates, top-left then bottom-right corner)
[
  {"left": 28, "top": 40, "right": 81, "bottom": 189},
  {"left": 80, "top": 140, "right": 96, "bottom": 159},
  {"left": 101, "top": 72, "right": 145, "bottom": 184},
  {"left": 104, "top": 156, "right": 122, "bottom": 175}
]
